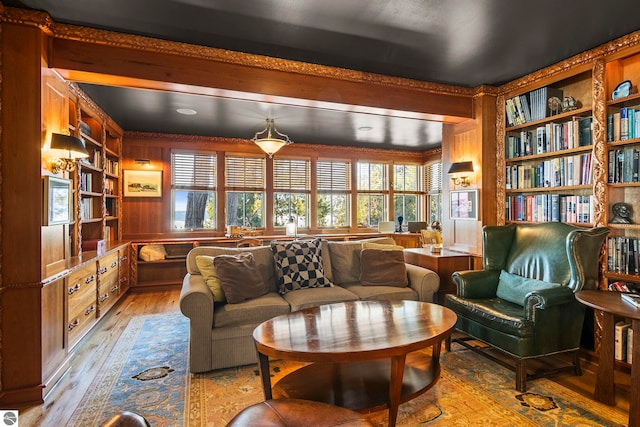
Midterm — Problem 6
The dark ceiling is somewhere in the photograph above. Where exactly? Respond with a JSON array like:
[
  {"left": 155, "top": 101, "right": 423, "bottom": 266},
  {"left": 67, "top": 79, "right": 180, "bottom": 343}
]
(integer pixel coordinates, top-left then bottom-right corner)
[{"left": 5, "top": 0, "right": 640, "bottom": 150}]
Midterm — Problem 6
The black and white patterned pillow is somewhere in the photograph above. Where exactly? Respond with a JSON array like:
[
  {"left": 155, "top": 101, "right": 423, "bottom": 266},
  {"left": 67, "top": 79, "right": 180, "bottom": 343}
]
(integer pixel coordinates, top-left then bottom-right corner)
[{"left": 271, "top": 239, "right": 333, "bottom": 294}]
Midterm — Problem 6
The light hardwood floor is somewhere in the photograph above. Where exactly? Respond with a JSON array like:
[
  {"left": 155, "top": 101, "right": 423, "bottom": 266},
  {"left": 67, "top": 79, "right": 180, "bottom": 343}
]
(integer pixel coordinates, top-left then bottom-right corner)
[
  {"left": 17, "top": 289, "right": 631, "bottom": 426},
  {"left": 20, "top": 289, "right": 181, "bottom": 427}
]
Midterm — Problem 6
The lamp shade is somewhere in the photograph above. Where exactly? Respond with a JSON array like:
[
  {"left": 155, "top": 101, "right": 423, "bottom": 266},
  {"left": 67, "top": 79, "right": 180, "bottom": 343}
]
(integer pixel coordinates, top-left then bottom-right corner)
[
  {"left": 50, "top": 133, "right": 89, "bottom": 159},
  {"left": 252, "top": 119, "right": 292, "bottom": 157},
  {"left": 448, "top": 161, "right": 474, "bottom": 174}
]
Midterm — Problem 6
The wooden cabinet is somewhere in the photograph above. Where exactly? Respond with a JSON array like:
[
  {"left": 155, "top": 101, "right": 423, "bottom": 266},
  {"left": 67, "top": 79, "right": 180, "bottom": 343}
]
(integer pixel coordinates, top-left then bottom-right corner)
[
  {"left": 67, "top": 262, "right": 98, "bottom": 348},
  {"left": 391, "top": 233, "right": 422, "bottom": 248},
  {"left": 98, "top": 251, "right": 120, "bottom": 315},
  {"left": 403, "top": 248, "right": 474, "bottom": 304},
  {"left": 132, "top": 242, "right": 195, "bottom": 289}
]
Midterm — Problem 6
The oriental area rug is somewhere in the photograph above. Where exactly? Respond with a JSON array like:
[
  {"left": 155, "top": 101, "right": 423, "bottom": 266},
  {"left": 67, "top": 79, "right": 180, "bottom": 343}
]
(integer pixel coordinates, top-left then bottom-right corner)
[{"left": 70, "top": 312, "right": 627, "bottom": 426}]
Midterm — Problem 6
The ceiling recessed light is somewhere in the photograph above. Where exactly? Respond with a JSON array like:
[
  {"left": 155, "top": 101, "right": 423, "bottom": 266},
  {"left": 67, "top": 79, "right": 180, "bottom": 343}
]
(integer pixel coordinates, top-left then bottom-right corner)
[{"left": 176, "top": 108, "right": 197, "bottom": 115}]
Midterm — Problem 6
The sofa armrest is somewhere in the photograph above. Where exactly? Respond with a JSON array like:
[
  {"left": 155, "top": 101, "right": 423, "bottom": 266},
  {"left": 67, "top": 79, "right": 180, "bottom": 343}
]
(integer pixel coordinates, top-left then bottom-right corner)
[
  {"left": 406, "top": 263, "right": 440, "bottom": 302},
  {"left": 180, "top": 273, "right": 215, "bottom": 372},
  {"left": 452, "top": 270, "right": 500, "bottom": 299}
]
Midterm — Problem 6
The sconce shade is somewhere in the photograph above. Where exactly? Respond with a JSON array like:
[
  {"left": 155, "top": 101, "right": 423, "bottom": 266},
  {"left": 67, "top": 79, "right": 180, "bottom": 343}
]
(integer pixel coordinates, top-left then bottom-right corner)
[
  {"left": 252, "top": 119, "right": 292, "bottom": 158},
  {"left": 50, "top": 133, "right": 89, "bottom": 159},
  {"left": 448, "top": 161, "right": 474, "bottom": 174}
]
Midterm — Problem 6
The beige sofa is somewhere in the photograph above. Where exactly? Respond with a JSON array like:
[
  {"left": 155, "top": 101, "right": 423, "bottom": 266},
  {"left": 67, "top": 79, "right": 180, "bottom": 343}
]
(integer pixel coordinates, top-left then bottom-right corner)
[{"left": 179, "top": 237, "right": 440, "bottom": 373}]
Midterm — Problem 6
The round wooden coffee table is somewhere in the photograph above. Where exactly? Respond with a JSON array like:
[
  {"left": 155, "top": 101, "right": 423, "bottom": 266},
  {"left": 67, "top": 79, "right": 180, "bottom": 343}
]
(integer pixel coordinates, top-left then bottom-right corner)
[{"left": 253, "top": 300, "right": 457, "bottom": 427}]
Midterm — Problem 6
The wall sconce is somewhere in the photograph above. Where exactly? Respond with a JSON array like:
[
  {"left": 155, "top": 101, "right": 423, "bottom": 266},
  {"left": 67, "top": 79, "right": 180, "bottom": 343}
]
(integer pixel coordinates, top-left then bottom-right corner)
[
  {"left": 48, "top": 133, "right": 89, "bottom": 173},
  {"left": 448, "top": 161, "right": 474, "bottom": 187},
  {"left": 134, "top": 159, "right": 151, "bottom": 166}
]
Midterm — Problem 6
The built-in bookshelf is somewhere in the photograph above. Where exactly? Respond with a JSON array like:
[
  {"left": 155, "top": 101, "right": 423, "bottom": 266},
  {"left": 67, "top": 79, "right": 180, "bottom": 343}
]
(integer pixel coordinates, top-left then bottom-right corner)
[
  {"left": 604, "top": 49, "right": 640, "bottom": 308},
  {"left": 68, "top": 84, "right": 123, "bottom": 255},
  {"left": 503, "top": 70, "right": 594, "bottom": 225}
]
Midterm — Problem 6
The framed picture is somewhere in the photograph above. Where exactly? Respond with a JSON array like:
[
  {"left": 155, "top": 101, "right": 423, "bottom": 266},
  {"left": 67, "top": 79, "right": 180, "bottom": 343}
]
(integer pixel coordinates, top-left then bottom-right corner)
[
  {"left": 43, "top": 175, "right": 73, "bottom": 226},
  {"left": 450, "top": 189, "right": 478, "bottom": 220},
  {"left": 123, "top": 170, "right": 163, "bottom": 197}
]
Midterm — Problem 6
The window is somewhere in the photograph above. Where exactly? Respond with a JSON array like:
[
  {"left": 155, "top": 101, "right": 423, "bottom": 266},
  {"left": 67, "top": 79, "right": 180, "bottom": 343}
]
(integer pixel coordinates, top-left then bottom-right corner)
[
  {"left": 273, "top": 158, "right": 310, "bottom": 228},
  {"left": 171, "top": 152, "right": 216, "bottom": 230},
  {"left": 317, "top": 160, "right": 351, "bottom": 228},
  {"left": 357, "top": 162, "right": 387, "bottom": 227},
  {"left": 225, "top": 156, "right": 265, "bottom": 227},
  {"left": 426, "top": 161, "right": 443, "bottom": 224},
  {"left": 393, "top": 163, "right": 422, "bottom": 224}
]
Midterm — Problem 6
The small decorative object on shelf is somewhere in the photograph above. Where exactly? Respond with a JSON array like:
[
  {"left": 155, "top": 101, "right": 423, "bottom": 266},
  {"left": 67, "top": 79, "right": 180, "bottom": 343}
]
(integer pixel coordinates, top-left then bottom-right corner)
[
  {"left": 547, "top": 96, "right": 562, "bottom": 116},
  {"left": 610, "top": 202, "right": 633, "bottom": 224},
  {"left": 561, "top": 96, "right": 579, "bottom": 112},
  {"left": 612, "top": 80, "right": 633, "bottom": 100},
  {"left": 397, "top": 216, "right": 404, "bottom": 232}
]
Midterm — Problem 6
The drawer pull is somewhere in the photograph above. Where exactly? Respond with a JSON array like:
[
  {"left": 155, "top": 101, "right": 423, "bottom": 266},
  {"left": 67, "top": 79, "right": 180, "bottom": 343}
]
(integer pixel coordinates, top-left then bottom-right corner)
[
  {"left": 110, "top": 285, "right": 119, "bottom": 293},
  {"left": 120, "top": 255, "right": 128, "bottom": 261},
  {"left": 99, "top": 293, "right": 109, "bottom": 303},
  {"left": 111, "top": 261, "right": 117, "bottom": 268},
  {"left": 85, "top": 304, "right": 96, "bottom": 315},
  {"left": 99, "top": 267, "right": 108, "bottom": 275},
  {"left": 85, "top": 275, "right": 95, "bottom": 284},
  {"left": 68, "top": 319, "right": 80, "bottom": 330},
  {"left": 68, "top": 283, "right": 81, "bottom": 295}
]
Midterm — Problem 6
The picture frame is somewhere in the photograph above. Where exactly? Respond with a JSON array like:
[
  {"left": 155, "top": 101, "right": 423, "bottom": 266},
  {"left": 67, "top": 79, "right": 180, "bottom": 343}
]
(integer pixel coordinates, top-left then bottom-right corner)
[
  {"left": 123, "top": 170, "right": 163, "bottom": 197},
  {"left": 43, "top": 175, "right": 73, "bottom": 226},
  {"left": 450, "top": 189, "right": 478, "bottom": 220}
]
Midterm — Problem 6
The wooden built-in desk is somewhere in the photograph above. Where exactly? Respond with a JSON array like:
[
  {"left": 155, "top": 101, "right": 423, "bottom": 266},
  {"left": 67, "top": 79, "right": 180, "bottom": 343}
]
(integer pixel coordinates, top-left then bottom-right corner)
[
  {"left": 575, "top": 290, "right": 640, "bottom": 427},
  {"left": 403, "top": 248, "right": 474, "bottom": 303}
]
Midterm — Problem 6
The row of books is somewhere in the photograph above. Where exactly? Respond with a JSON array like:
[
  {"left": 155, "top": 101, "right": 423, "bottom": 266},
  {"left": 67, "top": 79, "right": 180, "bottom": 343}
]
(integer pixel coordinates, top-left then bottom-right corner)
[
  {"left": 79, "top": 198, "right": 95, "bottom": 220},
  {"left": 505, "top": 194, "right": 594, "bottom": 223},
  {"left": 615, "top": 320, "right": 633, "bottom": 363},
  {"left": 608, "top": 148, "right": 640, "bottom": 183},
  {"left": 607, "top": 107, "right": 640, "bottom": 142},
  {"left": 608, "top": 237, "right": 640, "bottom": 275},
  {"left": 505, "top": 117, "right": 593, "bottom": 159},
  {"left": 105, "top": 159, "right": 119, "bottom": 175},
  {"left": 505, "top": 153, "right": 593, "bottom": 190},
  {"left": 504, "top": 87, "right": 564, "bottom": 127},
  {"left": 79, "top": 172, "right": 93, "bottom": 192}
]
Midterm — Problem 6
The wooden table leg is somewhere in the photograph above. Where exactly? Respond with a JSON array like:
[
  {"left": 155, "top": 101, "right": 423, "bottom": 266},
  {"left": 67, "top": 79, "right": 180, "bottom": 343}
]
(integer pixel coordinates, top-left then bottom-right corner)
[
  {"left": 388, "top": 355, "right": 406, "bottom": 427},
  {"left": 595, "top": 311, "right": 616, "bottom": 405},
  {"left": 257, "top": 351, "right": 273, "bottom": 400},
  {"left": 630, "top": 319, "right": 640, "bottom": 427}
]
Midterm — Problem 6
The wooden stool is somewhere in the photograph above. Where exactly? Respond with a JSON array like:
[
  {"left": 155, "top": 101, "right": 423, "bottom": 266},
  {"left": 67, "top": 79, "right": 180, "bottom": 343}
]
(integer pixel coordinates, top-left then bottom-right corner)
[{"left": 227, "top": 399, "right": 375, "bottom": 427}]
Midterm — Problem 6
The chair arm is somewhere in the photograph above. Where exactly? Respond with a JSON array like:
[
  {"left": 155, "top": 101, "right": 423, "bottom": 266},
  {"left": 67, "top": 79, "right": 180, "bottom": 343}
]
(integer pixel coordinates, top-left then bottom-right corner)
[
  {"left": 524, "top": 286, "right": 576, "bottom": 316},
  {"left": 405, "top": 263, "right": 440, "bottom": 302},
  {"left": 452, "top": 270, "right": 500, "bottom": 298},
  {"left": 180, "top": 274, "right": 216, "bottom": 373}
]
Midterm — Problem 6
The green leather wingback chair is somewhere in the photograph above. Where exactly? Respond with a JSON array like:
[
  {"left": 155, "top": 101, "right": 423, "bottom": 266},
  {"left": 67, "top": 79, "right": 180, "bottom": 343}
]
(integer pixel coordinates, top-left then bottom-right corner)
[{"left": 445, "top": 222, "right": 609, "bottom": 392}]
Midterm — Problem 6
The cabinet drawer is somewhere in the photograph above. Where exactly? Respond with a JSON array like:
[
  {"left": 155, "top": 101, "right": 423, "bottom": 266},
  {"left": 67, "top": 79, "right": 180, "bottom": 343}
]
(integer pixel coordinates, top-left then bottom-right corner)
[
  {"left": 98, "top": 270, "right": 119, "bottom": 310},
  {"left": 99, "top": 252, "right": 119, "bottom": 276},
  {"left": 68, "top": 300, "right": 97, "bottom": 344},
  {"left": 67, "top": 265, "right": 97, "bottom": 299}
]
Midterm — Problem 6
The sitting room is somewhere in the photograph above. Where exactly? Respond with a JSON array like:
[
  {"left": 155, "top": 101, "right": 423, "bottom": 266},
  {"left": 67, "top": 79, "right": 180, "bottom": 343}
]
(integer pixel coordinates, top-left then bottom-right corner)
[{"left": 2, "top": 1, "right": 640, "bottom": 426}]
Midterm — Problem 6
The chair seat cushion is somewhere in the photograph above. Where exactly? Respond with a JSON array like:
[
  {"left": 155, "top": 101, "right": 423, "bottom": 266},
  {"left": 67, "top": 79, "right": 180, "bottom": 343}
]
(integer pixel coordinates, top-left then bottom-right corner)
[{"left": 445, "top": 294, "right": 535, "bottom": 337}]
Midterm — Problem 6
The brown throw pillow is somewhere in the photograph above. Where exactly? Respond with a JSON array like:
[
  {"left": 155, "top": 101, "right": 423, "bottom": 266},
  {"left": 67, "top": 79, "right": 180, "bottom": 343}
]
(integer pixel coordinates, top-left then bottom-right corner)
[
  {"left": 359, "top": 248, "right": 408, "bottom": 287},
  {"left": 213, "top": 252, "right": 267, "bottom": 304}
]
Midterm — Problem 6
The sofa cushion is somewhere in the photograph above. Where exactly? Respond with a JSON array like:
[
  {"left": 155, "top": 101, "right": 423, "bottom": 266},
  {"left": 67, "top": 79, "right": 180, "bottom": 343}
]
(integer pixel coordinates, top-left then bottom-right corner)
[
  {"left": 195, "top": 255, "right": 226, "bottom": 302},
  {"left": 359, "top": 248, "right": 408, "bottom": 287},
  {"left": 326, "top": 237, "right": 397, "bottom": 285},
  {"left": 272, "top": 239, "right": 333, "bottom": 294},
  {"left": 282, "top": 285, "right": 358, "bottom": 312},
  {"left": 187, "top": 246, "right": 278, "bottom": 293},
  {"left": 496, "top": 270, "right": 560, "bottom": 306},
  {"left": 214, "top": 292, "right": 291, "bottom": 328},
  {"left": 361, "top": 241, "right": 405, "bottom": 251},
  {"left": 342, "top": 283, "right": 417, "bottom": 301},
  {"left": 214, "top": 253, "right": 268, "bottom": 304}
]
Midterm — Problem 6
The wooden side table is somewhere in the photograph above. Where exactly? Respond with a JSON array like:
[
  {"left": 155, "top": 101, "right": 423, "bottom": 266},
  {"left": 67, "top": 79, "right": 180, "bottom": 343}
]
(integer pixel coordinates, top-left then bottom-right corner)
[
  {"left": 403, "top": 248, "right": 473, "bottom": 303},
  {"left": 575, "top": 290, "right": 640, "bottom": 427}
]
